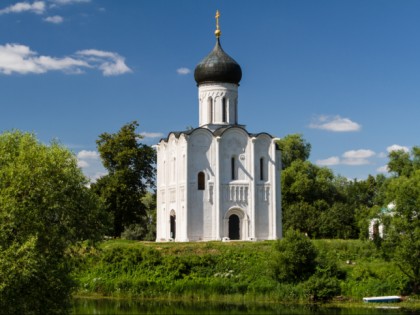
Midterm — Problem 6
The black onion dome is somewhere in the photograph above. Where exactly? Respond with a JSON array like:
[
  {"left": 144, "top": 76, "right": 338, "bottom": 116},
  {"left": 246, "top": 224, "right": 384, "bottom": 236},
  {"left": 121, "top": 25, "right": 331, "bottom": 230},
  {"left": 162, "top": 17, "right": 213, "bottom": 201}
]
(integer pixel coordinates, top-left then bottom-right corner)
[{"left": 194, "top": 38, "right": 242, "bottom": 85}]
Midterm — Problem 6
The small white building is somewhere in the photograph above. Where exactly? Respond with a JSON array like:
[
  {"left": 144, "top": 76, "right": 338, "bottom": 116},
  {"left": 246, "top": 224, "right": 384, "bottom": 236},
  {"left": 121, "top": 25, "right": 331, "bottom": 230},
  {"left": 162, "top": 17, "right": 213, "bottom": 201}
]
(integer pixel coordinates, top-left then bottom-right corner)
[
  {"left": 368, "top": 203, "right": 395, "bottom": 240},
  {"left": 155, "top": 13, "right": 282, "bottom": 242}
]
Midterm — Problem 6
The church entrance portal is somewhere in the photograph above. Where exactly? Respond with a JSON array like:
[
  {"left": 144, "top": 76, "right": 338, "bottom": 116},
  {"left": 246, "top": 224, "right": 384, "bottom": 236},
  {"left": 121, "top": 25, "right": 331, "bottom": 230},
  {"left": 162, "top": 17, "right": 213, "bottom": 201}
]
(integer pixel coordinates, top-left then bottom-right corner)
[
  {"left": 170, "top": 213, "right": 176, "bottom": 239},
  {"left": 228, "top": 214, "right": 240, "bottom": 240}
]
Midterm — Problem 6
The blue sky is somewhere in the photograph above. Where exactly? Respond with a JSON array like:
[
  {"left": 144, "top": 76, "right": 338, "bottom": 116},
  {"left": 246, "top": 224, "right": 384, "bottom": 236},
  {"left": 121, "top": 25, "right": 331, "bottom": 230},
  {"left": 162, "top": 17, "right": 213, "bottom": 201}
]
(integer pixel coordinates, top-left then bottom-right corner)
[{"left": 0, "top": 0, "right": 419, "bottom": 181}]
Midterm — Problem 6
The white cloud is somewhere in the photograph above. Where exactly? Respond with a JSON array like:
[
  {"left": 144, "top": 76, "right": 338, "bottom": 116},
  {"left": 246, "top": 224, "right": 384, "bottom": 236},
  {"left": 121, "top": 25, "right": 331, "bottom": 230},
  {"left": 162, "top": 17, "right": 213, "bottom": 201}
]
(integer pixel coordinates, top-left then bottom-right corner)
[
  {"left": 316, "top": 156, "right": 340, "bottom": 166},
  {"left": 387, "top": 144, "right": 409, "bottom": 153},
  {"left": 0, "top": 43, "right": 89, "bottom": 75},
  {"left": 88, "top": 171, "right": 107, "bottom": 184},
  {"left": 0, "top": 1, "right": 45, "bottom": 15},
  {"left": 177, "top": 67, "right": 191, "bottom": 75},
  {"left": 44, "top": 15, "right": 63, "bottom": 23},
  {"left": 77, "top": 150, "right": 106, "bottom": 182},
  {"left": 76, "top": 49, "right": 132, "bottom": 76},
  {"left": 341, "top": 158, "right": 370, "bottom": 166},
  {"left": 309, "top": 115, "right": 361, "bottom": 132},
  {"left": 77, "top": 150, "right": 99, "bottom": 159},
  {"left": 377, "top": 165, "right": 389, "bottom": 173},
  {"left": 77, "top": 160, "right": 89, "bottom": 168},
  {"left": 342, "top": 149, "right": 375, "bottom": 159},
  {"left": 140, "top": 132, "right": 164, "bottom": 140},
  {"left": 316, "top": 149, "right": 376, "bottom": 167},
  {"left": 341, "top": 149, "right": 375, "bottom": 165},
  {"left": 0, "top": 43, "right": 132, "bottom": 76},
  {"left": 49, "top": 0, "right": 90, "bottom": 5}
]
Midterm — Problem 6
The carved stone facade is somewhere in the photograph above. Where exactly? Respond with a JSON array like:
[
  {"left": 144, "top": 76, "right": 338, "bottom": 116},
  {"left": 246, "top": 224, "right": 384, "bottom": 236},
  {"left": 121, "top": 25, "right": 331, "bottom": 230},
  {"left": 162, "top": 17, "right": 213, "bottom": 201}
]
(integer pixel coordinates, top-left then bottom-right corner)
[{"left": 156, "top": 127, "right": 282, "bottom": 241}]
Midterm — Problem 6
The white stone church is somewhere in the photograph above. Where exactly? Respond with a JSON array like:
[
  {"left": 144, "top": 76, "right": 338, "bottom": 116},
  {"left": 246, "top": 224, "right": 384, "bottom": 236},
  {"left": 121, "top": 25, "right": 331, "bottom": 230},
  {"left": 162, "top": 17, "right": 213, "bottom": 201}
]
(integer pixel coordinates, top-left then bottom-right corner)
[{"left": 156, "top": 12, "right": 282, "bottom": 242}]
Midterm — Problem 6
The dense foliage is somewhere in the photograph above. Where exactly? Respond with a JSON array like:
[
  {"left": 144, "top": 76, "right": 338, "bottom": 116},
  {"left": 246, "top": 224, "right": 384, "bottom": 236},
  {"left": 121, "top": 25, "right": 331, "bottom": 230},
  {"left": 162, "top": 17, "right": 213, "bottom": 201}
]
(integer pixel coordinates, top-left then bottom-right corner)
[
  {"left": 0, "top": 131, "right": 105, "bottom": 315},
  {"left": 74, "top": 239, "right": 409, "bottom": 302},
  {"left": 92, "top": 121, "right": 156, "bottom": 238},
  {"left": 276, "top": 134, "right": 311, "bottom": 169},
  {"left": 382, "top": 147, "right": 420, "bottom": 293},
  {"left": 279, "top": 135, "right": 367, "bottom": 239},
  {"left": 272, "top": 229, "right": 343, "bottom": 301},
  {"left": 272, "top": 229, "right": 318, "bottom": 283},
  {"left": 278, "top": 134, "right": 392, "bottom": 240}
]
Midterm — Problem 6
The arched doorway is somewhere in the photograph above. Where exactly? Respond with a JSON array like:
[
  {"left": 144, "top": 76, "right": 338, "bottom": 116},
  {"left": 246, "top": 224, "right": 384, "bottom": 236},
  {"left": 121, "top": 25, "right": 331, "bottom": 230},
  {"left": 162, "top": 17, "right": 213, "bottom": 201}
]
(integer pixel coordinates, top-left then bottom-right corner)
[
  {"left": 229, "top": 214, "right": 240, "bottom": 240},
  {"left": 170, "top": 211, "right": 176, "bottom": 239},
  {"left": 224, "top": 208, "right": 248, "bottom": 241}
]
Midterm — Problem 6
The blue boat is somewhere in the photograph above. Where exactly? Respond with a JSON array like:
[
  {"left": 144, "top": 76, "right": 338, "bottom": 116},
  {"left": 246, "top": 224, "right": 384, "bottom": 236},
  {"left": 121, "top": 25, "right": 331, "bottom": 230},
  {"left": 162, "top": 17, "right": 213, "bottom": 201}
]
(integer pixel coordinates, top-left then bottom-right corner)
[{"left": 363, "top": 296, "right": 402, "bottom": 303}]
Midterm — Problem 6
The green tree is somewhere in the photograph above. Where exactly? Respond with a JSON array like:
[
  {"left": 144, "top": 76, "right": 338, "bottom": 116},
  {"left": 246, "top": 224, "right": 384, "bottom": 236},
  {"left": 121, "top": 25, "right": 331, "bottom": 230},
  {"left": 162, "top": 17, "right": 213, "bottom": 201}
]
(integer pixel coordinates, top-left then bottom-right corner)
[
  {"left": 276, "top": 134, "right": 311, "bottom": 169},
  {"left": 0, "top": 131, "right": 104, "bottom": 314},
  {"left": 272, "top": 229, "right": 317, "bottom": 283},
  {"left": 282, "top": 160, "right": 342, "bottom": 237},
  {"left": 92, "top": 121, "right": 156, "bottom": 237},
  {"left": 303, "top": 249, "right": 342, "bottom": 301},
  {"left": 383, "top": 169, "right": 420, "bottom": 293},
  {"left": 388, "top": 146, "right": 420, "bottom": 177},
  {"left": 121, "top": 192, "right": 157, "bottom": 241},
  {"left": 342, "top": 175, "right": 388, "bottom": 239},
  {"left": 319, "top": 202, "right": 357, "bottom": 239}
]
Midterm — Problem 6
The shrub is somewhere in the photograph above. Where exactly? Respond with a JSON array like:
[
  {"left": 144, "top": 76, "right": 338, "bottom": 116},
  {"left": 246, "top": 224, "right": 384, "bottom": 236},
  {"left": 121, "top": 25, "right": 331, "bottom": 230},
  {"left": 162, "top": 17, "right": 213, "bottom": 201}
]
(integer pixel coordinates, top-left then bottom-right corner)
[
  {"left": 121, "top": 224, "right": 147, "bottom": 240},
  {"left": 304, "top": 274, "right": 341, "bottom": 302},
  {"left": 272, "top": 229, "right": 317, "bottom": 283}
]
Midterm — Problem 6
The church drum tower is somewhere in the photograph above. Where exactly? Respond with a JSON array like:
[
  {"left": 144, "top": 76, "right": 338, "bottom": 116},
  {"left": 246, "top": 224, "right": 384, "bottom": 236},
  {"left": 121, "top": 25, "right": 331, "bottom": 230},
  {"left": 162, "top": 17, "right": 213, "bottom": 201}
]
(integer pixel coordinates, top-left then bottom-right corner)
[{"left": 156, "top": 11, "right": 282, "bottom": 242}]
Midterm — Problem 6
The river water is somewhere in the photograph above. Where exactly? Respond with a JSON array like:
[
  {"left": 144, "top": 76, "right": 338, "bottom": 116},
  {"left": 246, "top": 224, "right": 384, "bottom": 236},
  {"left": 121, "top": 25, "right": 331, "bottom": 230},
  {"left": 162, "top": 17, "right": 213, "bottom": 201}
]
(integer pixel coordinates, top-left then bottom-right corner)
[{"left": 71, "top": 298, "right": 417, "bottom": 314}]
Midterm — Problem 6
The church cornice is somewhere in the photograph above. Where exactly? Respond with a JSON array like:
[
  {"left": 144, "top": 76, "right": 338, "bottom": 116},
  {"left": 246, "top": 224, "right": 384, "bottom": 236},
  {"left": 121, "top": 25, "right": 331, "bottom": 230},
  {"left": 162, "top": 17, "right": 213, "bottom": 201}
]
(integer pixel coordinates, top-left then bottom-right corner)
[{"left": 158, "top": 125, "right": 276, "bottom": 144}]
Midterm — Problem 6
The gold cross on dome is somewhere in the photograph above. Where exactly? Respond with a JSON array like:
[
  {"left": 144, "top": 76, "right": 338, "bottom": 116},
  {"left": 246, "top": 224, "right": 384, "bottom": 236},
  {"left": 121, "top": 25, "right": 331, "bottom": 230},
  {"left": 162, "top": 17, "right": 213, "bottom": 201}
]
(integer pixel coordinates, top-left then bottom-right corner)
[{"left": 215, "top": 10, "right": 221, "bottom": 38}]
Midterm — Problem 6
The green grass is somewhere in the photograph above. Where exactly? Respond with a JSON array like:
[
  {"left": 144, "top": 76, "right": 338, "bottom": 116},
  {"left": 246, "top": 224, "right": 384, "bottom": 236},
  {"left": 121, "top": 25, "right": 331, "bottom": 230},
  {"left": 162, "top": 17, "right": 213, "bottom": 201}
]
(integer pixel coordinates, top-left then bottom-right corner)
[{"left": 73, "top": 239, "right": 414, "bottom": 304}]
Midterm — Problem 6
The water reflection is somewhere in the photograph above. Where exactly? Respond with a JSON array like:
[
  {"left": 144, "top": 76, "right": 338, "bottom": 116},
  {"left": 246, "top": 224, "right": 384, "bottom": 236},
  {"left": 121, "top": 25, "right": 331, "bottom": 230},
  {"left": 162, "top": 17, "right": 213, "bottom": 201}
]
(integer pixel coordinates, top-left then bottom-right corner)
[{"left": 72, "top": 298, "right": 415, "bottom": 315}]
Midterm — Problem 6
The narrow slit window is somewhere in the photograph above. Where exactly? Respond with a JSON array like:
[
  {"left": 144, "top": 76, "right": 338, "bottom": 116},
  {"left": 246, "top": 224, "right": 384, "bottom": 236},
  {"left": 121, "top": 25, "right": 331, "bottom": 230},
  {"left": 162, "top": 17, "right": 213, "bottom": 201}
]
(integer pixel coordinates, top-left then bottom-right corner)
[
  {"left": 222, "top": 97, "right": 227, "bottom": 123},
  {"left": 198, "top": 172, "right": 205, "bottom": 190},
  {"left": 231, "top": 157, "right": 236, "bottom": 180},
  {"left": 260, "top": 157, "right": 264, "bottom": 181},
  {"left": 207, "top": 97, "right": 213, "bottom": 124}
]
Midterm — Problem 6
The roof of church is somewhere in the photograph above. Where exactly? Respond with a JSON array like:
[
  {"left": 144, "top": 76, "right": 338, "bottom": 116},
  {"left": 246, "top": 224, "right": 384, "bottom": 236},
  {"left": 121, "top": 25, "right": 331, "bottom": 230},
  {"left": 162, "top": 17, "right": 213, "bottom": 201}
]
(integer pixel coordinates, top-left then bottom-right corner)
[
  {"left": 159, "top": 125, "right": 277, "bottom": 145},
  {"left": 194, "top": 11, "right": 242, "bottom": 86},
  {"left": 194, "top": 38, "right": 242, "bottom": 86}
]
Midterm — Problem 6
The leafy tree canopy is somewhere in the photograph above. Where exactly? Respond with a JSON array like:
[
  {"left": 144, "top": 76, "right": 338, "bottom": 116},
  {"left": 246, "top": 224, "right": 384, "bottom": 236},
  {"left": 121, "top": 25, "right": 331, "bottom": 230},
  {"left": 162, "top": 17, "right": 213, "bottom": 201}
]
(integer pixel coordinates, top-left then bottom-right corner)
[
  {"left": 276, "top": 134, "right": 311, "bottom": 170},
  {"left": 92, "top": 121, "right": 156, "bottom": 237},
  {"left": 281, "top": 160, "right": 346, "bottom": 237},
  {"left": 383, "top": 169, "right": 420, "bottom": 293},
  {"left": 0, "top": 130, "right": 104, "bottom": 314},
  {"left": 388, "top": 146, "right": 420, "bottom": 177}
]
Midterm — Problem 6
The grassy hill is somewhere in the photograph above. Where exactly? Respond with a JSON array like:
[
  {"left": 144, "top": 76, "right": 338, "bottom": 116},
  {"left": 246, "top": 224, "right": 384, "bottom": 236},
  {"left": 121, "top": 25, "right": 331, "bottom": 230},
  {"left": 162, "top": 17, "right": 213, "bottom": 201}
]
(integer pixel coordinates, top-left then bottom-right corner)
[{"left": 73, "top": 239, "right": 411, "bottom": 303}]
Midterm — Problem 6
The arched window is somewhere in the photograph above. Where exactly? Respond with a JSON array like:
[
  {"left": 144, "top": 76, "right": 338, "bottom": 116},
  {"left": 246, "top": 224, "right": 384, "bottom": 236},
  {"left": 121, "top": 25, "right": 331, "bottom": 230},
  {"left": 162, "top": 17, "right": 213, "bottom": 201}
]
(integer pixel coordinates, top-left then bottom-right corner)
[
  {"left": 231, "top": 157, "right": 237, "bottom": 180},
  {"left": 198, "top": 172, "right": 205, "bottom": 190},
  {"left": 222, "top": 97, "right": 227, "bottom": 123},
  {"left": 260, "top": 157, "right": 264, "bottom": 181},
  {"left": 207, "top": 97, "right": 213, "bottom": 124}
]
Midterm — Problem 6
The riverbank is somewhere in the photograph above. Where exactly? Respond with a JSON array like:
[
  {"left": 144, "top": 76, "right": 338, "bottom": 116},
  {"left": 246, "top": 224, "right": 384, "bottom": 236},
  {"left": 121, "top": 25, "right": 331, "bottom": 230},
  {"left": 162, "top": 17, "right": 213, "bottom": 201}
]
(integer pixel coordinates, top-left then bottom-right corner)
[{"left": 73, "top": 239, "right": 418, "bottom": 306}]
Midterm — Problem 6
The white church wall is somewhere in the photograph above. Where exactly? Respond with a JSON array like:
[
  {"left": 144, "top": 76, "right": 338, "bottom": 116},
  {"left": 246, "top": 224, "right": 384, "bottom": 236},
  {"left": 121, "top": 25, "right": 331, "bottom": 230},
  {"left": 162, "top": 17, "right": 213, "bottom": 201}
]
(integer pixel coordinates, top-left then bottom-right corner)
[
  {"left": 156, "top": 133, "right": 188, "bottom": 241},
  {"left": 187, "top": 130, "right": 214, "bottom": 240},
  {"left": 253, "top": 135, "right": 272, "bottom": 239},
  {"left": 219, "top": 128, "right": 250, "bottom": 183},
  {"left": 218, "top": 128, "right": 253, "bottom": 240}
]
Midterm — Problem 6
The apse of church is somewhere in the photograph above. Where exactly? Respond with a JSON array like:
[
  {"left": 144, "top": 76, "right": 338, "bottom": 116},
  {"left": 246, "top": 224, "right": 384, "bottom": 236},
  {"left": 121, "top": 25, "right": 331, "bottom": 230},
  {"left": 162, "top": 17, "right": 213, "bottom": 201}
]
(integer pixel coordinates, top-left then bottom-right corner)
[{"left": 156, "top": 11, "right": 282, "bottom": 242}]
